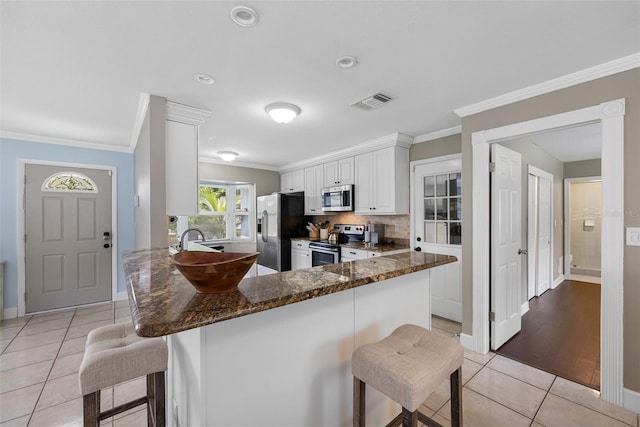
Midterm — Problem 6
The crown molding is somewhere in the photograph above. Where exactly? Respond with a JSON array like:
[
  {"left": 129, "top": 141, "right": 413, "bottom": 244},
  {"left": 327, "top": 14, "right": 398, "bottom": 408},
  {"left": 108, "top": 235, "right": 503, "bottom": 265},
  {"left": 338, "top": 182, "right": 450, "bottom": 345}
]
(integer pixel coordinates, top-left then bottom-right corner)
[
  {"left": 279, "top": 132, "right": 414, "bottom": 172},
  {"left": 199, "top": 156, "right": 281, "bottom": 172},
  {"left": 166, "top": 100, "right": 211, "bottom": 125},
  {"left": 413, "top": 126, "right": 461, "bottom": 144},
  {"left": 454, "top": 52, "right": 640, "bottom": 118},
  {"left": 129, "top": 93, "right": 150, "bottom": 152},
  {"left": 0, "top": 131, "right": 132, "bottom": 153}
]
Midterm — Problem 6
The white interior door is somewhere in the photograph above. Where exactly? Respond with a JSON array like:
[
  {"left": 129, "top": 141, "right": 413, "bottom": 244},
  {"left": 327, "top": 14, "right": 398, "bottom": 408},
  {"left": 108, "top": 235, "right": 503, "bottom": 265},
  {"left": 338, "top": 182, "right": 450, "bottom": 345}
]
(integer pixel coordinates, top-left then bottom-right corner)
[
  {"left": 491, "top": 144, "right": 522, "bottom": 350},
  {"left": 536, "top": 176, "right": 552, "bottom": 295},
  {"left": 25, "top": 164, "right": 112, "bottom": 313},
  {"left": 527, "top": 174, "right": 537, "bottom": 300},
  {"left": 412, "top": 157, "right": 462, "bottom": 322}
]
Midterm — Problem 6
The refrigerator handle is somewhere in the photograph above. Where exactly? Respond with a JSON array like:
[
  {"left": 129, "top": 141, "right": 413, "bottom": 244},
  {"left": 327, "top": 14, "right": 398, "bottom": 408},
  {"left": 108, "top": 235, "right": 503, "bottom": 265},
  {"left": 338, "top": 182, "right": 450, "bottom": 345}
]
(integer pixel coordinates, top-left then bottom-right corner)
[{"left": 261, "top": 210, "right": 268, "bottom": 242}]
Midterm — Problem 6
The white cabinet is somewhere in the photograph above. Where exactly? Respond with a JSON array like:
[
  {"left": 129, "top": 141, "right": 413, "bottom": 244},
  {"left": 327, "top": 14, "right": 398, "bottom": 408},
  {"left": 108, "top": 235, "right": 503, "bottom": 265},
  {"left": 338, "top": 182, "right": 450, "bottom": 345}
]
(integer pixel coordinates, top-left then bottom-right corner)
[
  {"left": 291, "top": 240, "right": 311, "bottom": 270},
  {"left": 341, "top": 247, "right": 410, "bottom": 262},
  {"left": 323, "top": 157, "right": 354, "bottom": 187},
  {"left": 304, "top": 165, "right": 324, "bottom": 215},
  {"left": 281, "top": 169, "right": 304, "bottom": 193},
  {"left": 166, "top": 120, "right": 199, "bottom": 215},
  {"left": 354, "top": 146, "right": 409, "bottom": 214},
  {"left": 341, "top": 247, "right": 368, "bottom": 261}
]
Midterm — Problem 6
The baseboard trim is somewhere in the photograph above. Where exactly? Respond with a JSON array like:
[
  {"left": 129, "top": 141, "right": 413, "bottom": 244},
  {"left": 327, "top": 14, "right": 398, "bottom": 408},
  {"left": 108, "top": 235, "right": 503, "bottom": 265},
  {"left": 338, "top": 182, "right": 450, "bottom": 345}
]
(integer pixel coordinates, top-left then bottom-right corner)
[
  {"left": 624, "top": 387, "right": 640, "bottom": 413},
  {"left": 460, "top": 333, "right": 474, "bottom": 351},
  {"left": 116, "top": 291, "right": 128, "bottom": 301},
  {"left": 2, "top": 307, "right": 18, "bottom": 319},
  {"left": 552, "top": 274, "right": 565, "bottom": 289},
  {"left": 521, "top": 302, "right": 530, "bottom": 316}
]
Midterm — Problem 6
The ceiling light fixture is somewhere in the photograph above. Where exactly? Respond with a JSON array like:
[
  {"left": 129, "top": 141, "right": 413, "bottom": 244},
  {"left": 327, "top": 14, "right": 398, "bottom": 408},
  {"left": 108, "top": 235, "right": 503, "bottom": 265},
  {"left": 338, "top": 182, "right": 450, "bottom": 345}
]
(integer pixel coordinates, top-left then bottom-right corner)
[
  {"left": 194, "top": 73, "right": 215, "bottom": 85},
  {"left": 230, "top": 6, "right": 259, "bottom": 27},
  {"left": 336, "top": 56, "right": 358, "bottom": 69},
  {"left": 265, "top": 102, "right": 301, "bottom": 124},
  {"left": 217, "top": 151, "right": 238, "bottom": 161}
]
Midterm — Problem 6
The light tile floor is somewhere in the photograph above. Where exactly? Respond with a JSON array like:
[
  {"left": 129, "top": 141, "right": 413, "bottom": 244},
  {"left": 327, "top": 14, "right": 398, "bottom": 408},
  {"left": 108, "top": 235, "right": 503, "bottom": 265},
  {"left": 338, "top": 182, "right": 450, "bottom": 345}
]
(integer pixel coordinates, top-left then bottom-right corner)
[{"left": 0, "top": 306, "right": 638, "bottom": 427}]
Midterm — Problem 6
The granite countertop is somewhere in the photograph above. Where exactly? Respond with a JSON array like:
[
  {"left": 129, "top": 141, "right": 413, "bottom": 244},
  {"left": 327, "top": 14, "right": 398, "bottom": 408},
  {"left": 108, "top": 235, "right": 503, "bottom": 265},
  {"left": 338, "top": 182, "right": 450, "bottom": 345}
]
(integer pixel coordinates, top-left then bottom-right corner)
[
  {"left": 291, "top": 237, "right": 410, "bottom": 252},
  {"left": 123, "top": 248, "right": 456, "bottom": 337}
]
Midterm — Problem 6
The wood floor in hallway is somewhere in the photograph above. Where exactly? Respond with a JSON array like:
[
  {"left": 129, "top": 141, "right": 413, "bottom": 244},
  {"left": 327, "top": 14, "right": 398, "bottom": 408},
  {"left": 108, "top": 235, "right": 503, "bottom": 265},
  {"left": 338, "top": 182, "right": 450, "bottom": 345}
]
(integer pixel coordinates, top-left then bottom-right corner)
[{"left": 496, "top": 279, "right": 601, "bottom": 390}]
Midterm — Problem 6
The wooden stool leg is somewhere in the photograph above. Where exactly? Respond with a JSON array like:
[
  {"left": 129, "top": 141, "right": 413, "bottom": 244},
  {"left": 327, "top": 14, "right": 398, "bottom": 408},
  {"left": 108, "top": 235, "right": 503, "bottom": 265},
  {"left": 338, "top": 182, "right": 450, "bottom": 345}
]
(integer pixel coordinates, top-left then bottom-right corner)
[
  {"left": 146, "top": 372, "right": 166, "bottom": 427},
  {"left": 155, "top": 372, "right": 166, "bottom": 427},
  {"left": 450, "top": 367, "right": 463, "bottom": 427},
  {"left": 83, "top": 390, "right": 100, "bottom": 427},
  {"left": 401, "top": 408, "right": 418, "bottom": 427},
  {"left": 354, "top": 377, "right": 366, "bottom": 427}
]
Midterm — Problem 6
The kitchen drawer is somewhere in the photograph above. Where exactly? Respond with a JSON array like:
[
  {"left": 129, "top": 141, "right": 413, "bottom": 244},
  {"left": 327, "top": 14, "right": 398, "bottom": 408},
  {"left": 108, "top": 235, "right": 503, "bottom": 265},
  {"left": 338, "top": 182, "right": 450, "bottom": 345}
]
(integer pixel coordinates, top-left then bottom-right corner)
[
  {"left": 368, "top": 248, "right": 410, "bottom": 258},
  {"left": 341, "top": 247, "right": 368, "bottom": 260},
  {"left": 292, "top": 240, "right": 310, "bottom": 250}
]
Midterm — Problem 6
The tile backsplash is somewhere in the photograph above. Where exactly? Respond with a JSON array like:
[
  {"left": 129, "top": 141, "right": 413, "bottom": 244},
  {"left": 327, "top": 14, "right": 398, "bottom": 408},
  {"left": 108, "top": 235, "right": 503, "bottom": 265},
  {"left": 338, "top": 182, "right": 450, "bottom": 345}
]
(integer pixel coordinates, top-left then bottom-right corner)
[{"left": 311, "top": 214, "right": 410, "bottom": 244}]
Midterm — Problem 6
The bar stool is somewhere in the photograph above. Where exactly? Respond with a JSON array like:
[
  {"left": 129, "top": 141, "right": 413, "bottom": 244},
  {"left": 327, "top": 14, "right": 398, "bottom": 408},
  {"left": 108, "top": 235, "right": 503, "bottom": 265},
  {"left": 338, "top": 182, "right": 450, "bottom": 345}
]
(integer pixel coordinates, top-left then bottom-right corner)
[
  {"left": 352, "top": 324, "right": 464, "bottom": 427},
  {"left": 78, "top": 322, "right": 168, "bottom": 427}
]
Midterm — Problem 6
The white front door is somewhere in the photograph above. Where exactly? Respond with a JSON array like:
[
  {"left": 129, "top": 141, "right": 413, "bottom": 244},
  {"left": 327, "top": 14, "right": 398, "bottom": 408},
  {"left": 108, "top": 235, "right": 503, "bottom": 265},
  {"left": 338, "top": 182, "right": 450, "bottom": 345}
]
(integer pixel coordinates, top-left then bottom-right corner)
[
  {"left": 25, "top": 164, "right": 112, "bottom": 313},
  {"left": 412, "top": 157, "right": 462, "bottom": 322},
  {"left": 490, "top": 144, "right": 522, "bottom": 350}
]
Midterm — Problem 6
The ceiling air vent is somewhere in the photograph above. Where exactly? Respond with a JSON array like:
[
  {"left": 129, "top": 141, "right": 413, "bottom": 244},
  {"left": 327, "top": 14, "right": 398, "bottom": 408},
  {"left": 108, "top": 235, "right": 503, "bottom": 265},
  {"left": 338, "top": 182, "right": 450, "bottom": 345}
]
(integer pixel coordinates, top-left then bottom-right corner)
[{"left": 351, "top": 92, "right": 393, "bottom": 110}]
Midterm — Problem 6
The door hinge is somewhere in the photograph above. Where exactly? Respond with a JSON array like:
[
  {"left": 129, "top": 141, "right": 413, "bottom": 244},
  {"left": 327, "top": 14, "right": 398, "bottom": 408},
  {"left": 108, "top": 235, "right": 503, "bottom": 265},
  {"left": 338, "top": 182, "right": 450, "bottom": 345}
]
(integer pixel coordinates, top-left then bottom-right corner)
[
  {"left": 24, "top": 292, "right": 27, "bottom": 301},
  {"left": 489, "top": 162, "right": 496, "bottom": 173},
  {"left": 489, "top": 311, "right": 495, "bottom": 322},
  {"left": 24, "top": 234, "right": 27, "bottom": 243}
]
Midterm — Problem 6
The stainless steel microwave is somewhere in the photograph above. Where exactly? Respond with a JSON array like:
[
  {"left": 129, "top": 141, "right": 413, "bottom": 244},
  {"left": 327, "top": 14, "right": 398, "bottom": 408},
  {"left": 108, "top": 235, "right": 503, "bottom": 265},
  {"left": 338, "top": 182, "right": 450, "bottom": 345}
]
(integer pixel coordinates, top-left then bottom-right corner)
[{"left": 321, "top": 184, "right": 354, "bottom": 212}]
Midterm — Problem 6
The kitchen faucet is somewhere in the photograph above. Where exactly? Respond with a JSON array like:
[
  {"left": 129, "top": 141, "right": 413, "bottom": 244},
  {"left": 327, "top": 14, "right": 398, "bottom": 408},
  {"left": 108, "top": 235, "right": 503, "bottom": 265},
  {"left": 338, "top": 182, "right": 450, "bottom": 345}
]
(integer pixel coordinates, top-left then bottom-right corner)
[{"left": 180, "top": 228, "right": 205, "bottom": 251}]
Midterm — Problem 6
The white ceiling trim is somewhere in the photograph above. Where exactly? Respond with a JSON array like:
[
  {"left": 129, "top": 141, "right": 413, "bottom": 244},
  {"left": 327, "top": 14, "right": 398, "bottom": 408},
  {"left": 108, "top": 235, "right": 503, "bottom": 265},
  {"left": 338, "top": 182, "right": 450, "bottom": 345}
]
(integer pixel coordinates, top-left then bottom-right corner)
[
  {"left": 278, "top": 132, "right": 414, "bottom": 173},
  {"left": 199, "top": 157, "right": 281, "bottom": 172},
  {"left": 0, "top": 131, "right": 133, "bottom": 153},
  {"left": 413, "top": 126, "right": 462, "bottom": 144},
  {"left": 454, "top": 52, "right": 640, "bottom": 118}
]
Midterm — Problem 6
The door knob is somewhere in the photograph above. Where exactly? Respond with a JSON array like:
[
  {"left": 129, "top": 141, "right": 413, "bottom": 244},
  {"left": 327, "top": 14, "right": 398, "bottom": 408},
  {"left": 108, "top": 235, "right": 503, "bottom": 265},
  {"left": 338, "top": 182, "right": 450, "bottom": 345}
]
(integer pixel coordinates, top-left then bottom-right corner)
[
  {"left": 414, "top": 247, "right": 422, "bottom": 252},
  {"left": 518, "top": 249, "right": 528, "bottom": 255},
  {"left": 104, "top": 243, "right": 111, "bottom": 249}
]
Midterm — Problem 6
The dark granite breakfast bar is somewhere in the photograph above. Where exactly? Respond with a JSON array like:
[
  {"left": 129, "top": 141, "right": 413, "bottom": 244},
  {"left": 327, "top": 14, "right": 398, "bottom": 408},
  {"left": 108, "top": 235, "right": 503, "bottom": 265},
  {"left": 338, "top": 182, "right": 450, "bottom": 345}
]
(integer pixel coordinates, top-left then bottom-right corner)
[
  {"left": 122, "top": 247, "right": 456, "bottom": 426},
  {"left": 122, "top": 248, "right": 456, "bottom": 337}
]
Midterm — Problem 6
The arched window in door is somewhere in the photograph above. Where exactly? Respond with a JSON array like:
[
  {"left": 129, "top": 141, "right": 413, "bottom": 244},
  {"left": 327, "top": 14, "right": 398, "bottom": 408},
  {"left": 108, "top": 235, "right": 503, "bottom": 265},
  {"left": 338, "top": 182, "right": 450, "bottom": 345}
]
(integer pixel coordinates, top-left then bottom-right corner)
[{"left": 41, "top": 171, "right": 98, "bottom": 193}]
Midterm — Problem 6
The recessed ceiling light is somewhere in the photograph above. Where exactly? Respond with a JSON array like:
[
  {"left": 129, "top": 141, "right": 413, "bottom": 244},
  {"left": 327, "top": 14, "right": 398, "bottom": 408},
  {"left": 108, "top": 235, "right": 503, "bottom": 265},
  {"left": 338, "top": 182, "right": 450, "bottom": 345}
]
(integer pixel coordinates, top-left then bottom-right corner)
[
  {"left": 194, "top": 73, "right": 215, "bottom": 85},
  {"left": 217, "top": 151, "right": 239, "bottom": 161},
  {"left": 230, "top": 6, "right": 259, "bottom": 27},
  {"left": 336, "top": 56, "right": 358, "bottom": 69}
]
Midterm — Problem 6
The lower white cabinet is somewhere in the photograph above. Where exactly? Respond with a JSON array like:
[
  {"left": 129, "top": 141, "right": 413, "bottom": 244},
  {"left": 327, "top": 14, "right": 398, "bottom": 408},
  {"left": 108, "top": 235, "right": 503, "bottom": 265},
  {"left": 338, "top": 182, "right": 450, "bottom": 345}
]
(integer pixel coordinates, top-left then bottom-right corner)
[
  {"left": 291, "top": 240, "right": 311, "bottom": 270},
  {"left": 341, "top": 247, "right": 368, "bottom": 261},
  {"left": 341, "top": 247, "right": 410, "bottom": 262}
]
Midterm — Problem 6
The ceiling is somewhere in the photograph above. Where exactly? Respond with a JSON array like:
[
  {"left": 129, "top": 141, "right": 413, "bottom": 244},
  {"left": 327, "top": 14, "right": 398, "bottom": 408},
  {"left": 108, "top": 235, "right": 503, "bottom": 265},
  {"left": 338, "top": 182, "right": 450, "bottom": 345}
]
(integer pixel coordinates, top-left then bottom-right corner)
[
  {"left": 513, "top": 122, "right": 602, "bottom": 163},
  {"left": 2, "top": 2, "right": 639, "bottom": 169}
]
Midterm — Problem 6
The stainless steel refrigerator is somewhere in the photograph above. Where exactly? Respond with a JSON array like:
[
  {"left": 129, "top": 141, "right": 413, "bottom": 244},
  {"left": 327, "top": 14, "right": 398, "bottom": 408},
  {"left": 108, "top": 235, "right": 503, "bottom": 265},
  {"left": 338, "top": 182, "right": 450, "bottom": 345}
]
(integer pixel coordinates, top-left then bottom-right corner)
[{"left": 256, "top": 192, "right": 308, "bottom": 272}]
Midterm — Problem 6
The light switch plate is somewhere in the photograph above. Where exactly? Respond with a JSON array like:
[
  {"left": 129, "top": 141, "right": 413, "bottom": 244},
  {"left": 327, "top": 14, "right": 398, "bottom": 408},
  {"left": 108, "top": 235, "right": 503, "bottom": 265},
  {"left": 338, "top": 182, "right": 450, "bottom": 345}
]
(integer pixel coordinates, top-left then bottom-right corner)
[{"left": 626, "top": 227, "right": 640, "bottom": 246}]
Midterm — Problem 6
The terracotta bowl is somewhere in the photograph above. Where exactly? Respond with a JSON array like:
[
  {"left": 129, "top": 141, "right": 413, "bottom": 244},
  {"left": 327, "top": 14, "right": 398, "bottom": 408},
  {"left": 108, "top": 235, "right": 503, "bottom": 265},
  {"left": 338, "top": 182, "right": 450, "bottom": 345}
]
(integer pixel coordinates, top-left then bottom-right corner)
[{"left": 171, "top": 251, "right": 259, "bottom": 294}]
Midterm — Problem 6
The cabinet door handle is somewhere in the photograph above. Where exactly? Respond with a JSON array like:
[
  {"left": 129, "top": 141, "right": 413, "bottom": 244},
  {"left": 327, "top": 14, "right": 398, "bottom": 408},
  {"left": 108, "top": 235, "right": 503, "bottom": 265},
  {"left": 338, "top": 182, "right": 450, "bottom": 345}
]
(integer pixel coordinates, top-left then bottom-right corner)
[{"left": 349, "top": 251, "right": 356, "bottom": 255}]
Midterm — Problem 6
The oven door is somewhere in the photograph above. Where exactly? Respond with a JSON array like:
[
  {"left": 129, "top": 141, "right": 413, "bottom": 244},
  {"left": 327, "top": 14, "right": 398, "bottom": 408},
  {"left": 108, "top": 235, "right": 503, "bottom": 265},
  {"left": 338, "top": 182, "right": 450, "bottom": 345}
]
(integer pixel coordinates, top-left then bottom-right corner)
[{"left": 311, "top": 248, "right": 339, "bottom": 266}]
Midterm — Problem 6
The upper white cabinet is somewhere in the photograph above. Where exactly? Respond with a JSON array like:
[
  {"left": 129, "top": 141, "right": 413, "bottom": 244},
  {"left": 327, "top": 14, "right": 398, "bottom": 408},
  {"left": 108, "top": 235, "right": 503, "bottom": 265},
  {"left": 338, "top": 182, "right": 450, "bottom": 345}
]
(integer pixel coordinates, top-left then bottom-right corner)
[
  {"left": 165, "top": 102, "right": 211, "bottom": 216},
  {"left": 323, "top": 157, "right": 354, "bottom": 187},
  {"left": 281, "top": 169, "right": 304, "bottom": 193},
  {"left": 304, "top": 165, "right": 324, "bottom": 215},
  {"left": 354, "top": 146, "right": 409, "bottom": 214}
]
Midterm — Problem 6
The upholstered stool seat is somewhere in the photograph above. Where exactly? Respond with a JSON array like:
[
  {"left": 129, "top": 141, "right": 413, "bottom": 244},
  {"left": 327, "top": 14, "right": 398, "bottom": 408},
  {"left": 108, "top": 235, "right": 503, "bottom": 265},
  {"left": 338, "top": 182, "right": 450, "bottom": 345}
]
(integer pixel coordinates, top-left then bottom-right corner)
[
  {"left": 352, "top": 324, "right": 464, "bottom": 427},
  {"left": 79, "top": 322, "right": 167, "bottom": 427}
]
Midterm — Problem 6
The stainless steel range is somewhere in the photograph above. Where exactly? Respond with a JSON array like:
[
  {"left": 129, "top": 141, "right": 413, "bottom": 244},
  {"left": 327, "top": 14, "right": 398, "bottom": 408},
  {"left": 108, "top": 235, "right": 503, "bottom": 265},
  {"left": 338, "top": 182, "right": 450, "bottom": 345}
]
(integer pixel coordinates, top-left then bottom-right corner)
[{"left": 308, "top": 224, "right": 365, "bottom": 266}]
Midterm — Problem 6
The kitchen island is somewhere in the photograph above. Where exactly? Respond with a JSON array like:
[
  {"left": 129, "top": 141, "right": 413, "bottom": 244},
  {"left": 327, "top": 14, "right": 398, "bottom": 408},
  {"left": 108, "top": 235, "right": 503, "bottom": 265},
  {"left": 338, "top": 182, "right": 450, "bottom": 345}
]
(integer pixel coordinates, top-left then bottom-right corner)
[{"left": 123, "top": 248, "right": 456, "bottom": 427}]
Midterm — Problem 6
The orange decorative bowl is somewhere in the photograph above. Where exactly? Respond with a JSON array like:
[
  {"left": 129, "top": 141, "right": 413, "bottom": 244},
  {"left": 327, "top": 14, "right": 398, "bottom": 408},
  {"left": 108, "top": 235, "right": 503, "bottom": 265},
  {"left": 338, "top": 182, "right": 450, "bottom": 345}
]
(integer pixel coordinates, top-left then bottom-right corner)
[{"left": 171, "top": 251, "right": 259, "bottom": 294}]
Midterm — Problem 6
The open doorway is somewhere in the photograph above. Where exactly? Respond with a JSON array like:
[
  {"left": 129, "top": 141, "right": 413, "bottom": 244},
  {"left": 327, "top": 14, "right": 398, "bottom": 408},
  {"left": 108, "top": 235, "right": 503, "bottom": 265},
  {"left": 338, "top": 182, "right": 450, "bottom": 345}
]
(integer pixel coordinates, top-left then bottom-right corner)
[
  {"left": 490, "top": 124, "right": 603, "bottom": 389},
  {"left": 471, "top": 99, "right": 625, "bottom": 404}
]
